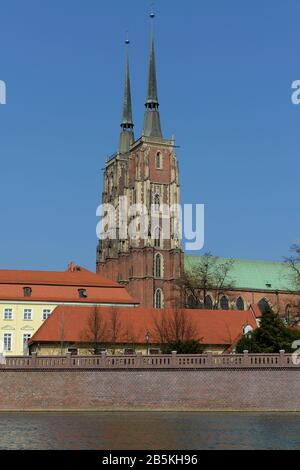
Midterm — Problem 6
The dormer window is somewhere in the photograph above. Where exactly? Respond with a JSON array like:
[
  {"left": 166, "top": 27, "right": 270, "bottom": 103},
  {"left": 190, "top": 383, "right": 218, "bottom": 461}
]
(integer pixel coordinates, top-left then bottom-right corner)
[
  {"left": 78, "top": 289, "right": 88, "bottom": 299},
  {"left": 23, "top": 287, "right": 32, "bottom": 297}
]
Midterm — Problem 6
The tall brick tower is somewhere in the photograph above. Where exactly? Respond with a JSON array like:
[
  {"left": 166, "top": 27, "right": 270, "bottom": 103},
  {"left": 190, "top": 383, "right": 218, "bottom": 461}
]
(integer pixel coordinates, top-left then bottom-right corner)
[{"left": 96, "top": 19, "right": 184, "bottom": 307}]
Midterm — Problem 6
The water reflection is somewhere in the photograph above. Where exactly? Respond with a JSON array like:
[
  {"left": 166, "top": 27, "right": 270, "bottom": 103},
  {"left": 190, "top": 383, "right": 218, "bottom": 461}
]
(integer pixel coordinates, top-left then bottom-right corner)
[{"left": 0, "top": 412, "right": 299, "bottom": 450}]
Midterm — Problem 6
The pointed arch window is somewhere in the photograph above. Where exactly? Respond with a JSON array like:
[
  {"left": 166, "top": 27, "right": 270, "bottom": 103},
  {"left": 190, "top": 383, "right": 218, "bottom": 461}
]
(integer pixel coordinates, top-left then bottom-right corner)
[
  {"left": 236, "top": 297, "right": 245, "bottom": 311},
  {"left": 154, "top": 253, "right": 163, "bottom": 278},
  {"left": 204, "top": 295, "right": 213, "bottom": 310},
  {"left": 154, "top": 194, "right": 160, "bottom": 211},
  {"left": 258, "top": 298, "right": 269, "bottom": 314},
  {"left": 154, "top": 227, "right": 161, "bottom": 248},
  {"left": 156, "top": 152, "right": 162, "bottom": 169},
  {"left": 220, "top": 295, "right": 229, "bottom": 310},
  {"left": 154, "top": 289, "right": 164, "bottom": 308},
  {"left": 187, "top": 295, "right": 198, "bottom": 309},
  {"left": 297, "top": 308, "right": 300, "bottom": 325},
  {"left": 285, "top": 305, "right": 291, "bottom": 325}
]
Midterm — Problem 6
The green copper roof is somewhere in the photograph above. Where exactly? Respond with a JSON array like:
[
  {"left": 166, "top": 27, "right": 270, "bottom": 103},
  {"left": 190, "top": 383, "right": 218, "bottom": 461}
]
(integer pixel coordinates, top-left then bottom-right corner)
[{"left": 184, "top": 256, "right": 299, "bottom": 292}]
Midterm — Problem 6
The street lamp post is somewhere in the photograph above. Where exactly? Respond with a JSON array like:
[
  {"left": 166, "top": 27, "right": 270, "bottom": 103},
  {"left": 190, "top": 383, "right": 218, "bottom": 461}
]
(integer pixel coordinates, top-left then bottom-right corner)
[
  {"left": 247, "top": 330, "right": 253, "bottom": 353},
  {"left": 145, "top": 331, "right": 150, "bottom": 355}
]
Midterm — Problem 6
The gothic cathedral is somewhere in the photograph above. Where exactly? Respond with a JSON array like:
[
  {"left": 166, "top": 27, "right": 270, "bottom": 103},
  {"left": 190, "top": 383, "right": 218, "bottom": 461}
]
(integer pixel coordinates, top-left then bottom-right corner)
[{"left": 96, "top": 26, "right": 184, "bottom": 308}]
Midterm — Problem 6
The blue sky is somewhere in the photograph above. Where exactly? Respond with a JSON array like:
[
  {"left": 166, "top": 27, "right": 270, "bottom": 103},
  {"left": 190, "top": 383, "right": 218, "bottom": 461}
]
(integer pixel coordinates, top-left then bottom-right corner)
[{"left": 0, "top": 0, "right": 299, "bottom": 271}]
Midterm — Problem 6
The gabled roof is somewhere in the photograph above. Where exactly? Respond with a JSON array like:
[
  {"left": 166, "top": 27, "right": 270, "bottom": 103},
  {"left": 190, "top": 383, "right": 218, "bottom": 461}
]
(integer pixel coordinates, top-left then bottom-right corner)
[
  {"left": 249, "top": 304, "right": 262, "bottom": 318},
  {"left": 0, "top": 265, "right": 137, "bottom": 305},
  {"left": 0, "top": 266, "right": 118, "bottom": 287},
  {"left": 185, "top": 256, "right": 299, "bottom": 292},
  {"left": 29, "top": 305, "right": 258, "bottom": 347}
]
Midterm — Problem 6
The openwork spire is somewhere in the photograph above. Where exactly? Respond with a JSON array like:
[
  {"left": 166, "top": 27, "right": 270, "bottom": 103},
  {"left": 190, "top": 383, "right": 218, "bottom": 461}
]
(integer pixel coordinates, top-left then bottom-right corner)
[
  {"left": 119, "top": 38, "right": 134, "bottom": 154},
  {"left": 143, "top": 12, "right": 163, "bottom": 138}
]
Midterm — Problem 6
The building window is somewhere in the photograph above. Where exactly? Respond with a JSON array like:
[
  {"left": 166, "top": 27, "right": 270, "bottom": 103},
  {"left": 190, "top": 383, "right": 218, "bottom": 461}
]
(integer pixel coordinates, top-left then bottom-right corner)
[
  {"left": 78, "top": 289, "right": 88, "bottom": 298},
  {"left": 42, "top": 309, "right": 51, "bottom": 320},
  {"left": 285, "top": 305, "right": 291, "bottom": 325},
  {"left": 154, "top": 289, "right": 164, "bottom": 308},
  {"left": 23, "top": 287, "right": 32, "bottom": 297},
  {"left": 4, "top": 333, "right": 12, "bottom": 352},
  {"left": 204, "top": 295, "right": 213, "bottom": 310},
  {"left": 220, "top": 296, "right": 229, "bottom": 310},
  {"left": 156, "top": 152, "right": 162, "bottom": 169},
  {"left": 23, "top": 334, "right": 31, "bottom": 352},
  {"left": 236, "top": 297, "right": 245, "bottom": 311},
  {"left": 187, "top": 295, "right": 198, "bottom": 309},
  {"left": 154, "top": 226, "right": 161, "bottom": 248},
  {"left": 23, "top": 309, "right": 32, "bottom": 320},
  {"left": 67, "top": 347, "right": 78, "bottom": 356},
  {"left": 124, "top": 348, "right": 135, "bottom": 355},
  {"left": 258, "top": 298, "right": 269, "bottom": 314},
  {"left": 154, "top": 253, "right": 163, "bottom": 278},
  {"left": 154, "top": 194, "right": 160, "bottom": 211},
  {"left": 149, "top": 348, "right": 160, "bottom": 355},
  {"left": 4, "top": 308, "right": 13, "bottom": 320}
]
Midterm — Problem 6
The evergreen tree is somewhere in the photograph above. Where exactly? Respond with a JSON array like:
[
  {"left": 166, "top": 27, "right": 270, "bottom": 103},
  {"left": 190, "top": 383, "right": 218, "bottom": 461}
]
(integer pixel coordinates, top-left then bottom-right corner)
[
  {"left": 162, "top": 339, "right": 203, "bottom": 354},
  {"left": 236, "top": 306, "right": 300, "bottom": 353}
]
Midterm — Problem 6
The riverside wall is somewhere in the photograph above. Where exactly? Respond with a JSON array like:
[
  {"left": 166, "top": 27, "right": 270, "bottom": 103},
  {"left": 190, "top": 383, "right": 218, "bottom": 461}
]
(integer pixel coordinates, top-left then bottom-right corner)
[{"left": 0, "top": 352, "right": 299, "bottom": 411}]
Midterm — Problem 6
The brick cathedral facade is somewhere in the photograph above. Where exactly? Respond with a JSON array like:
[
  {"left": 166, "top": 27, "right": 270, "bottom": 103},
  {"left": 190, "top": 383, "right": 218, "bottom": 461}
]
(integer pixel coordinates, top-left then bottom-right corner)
[
  {"left": 96, "top": 30, "right": 184, "bottom": 308},
  {"left": 96, "top": 24, "right": 300, "bottom": 318}
]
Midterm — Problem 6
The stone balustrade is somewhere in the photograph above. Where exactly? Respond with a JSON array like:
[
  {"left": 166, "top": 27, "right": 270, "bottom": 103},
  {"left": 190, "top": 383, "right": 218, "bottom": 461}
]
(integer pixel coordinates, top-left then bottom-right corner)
[{"left": 0, "top": 350, "right": 297, "bottom": 369}]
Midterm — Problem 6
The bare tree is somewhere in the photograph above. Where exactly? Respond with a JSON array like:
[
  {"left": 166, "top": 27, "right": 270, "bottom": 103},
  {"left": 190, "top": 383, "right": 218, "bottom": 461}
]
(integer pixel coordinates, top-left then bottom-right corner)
[
  {"left": 284, "top": 244, "right": 300, "bottom": 324},
  {"left": 285, "top": 244, "right": 300, "bottom": 289},
  {"left": 59, "top": 307, "right": 65, "bottom": 355},
  {"left": 152, "top": 307, "right": 199, "bottom": 345},
  {"left": 82, "top": 307, "right": 107, "bottom": 355},
  {"left": 181, "top": 252, "right": 235, "bottom": 308},
  {"left": 123, "top": 319, "right": 137, "bottom": 353},
  {"left": 108, "top": 308, "right": 122, "bottom": 355}
]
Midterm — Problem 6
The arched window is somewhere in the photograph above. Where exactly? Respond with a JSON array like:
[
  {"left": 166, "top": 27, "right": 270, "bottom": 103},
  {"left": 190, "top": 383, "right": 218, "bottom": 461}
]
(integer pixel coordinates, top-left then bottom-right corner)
[
  {"left": 187, "top": 295, "right": 198, "bottom": 309},
  {"left": 154, "top": 194, "right": 160, "bottom": 211},
  {"left": 285, "top": 305, "right": 291, "bottom": 325},
  {"left": 236, "top": 297, "right": 245, "bottom": 311},
  {"left": 297, "top": 308, "right": 300, "bottom": 325},
  {"left": 220, "top": 295, "right": 229, "bottom": 310},
  {"left": 258, "top": 298, "right": 269, "bottom": 314},
  {"left": 154, "top": 253, "right": 163, "bottom": 278},
  {"left": 154, "top": 227, "right": 161, "bottom": 248},
  {"left": 204, "top": 295, "right": 213, "bottom": 310},
  {"left": 156, "top": 152, "right": 162, "bottom": 169},
  {"left": 154, "top": 289, "right": 163, "bottom": 308}
]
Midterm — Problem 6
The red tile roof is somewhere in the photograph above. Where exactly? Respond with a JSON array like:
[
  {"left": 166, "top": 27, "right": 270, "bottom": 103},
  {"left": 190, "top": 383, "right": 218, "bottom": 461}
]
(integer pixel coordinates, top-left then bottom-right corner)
[
  {"left": 0, "top": 266, "right": 118, "bottom": 287},
  {"left": 29, "top": 305, "right": 258, "bottom": 347},
  {"left": 0, "top": 265, "right": 136, "bottom": 305},
  {"left": 250, "top": 304, "right": 262, "bottom": 318}
]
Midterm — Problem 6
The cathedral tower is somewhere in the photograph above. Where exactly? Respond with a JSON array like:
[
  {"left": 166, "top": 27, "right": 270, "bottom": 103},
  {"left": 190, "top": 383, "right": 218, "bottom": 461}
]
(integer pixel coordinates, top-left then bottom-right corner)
[{"left": 96, "top": 18, "right": 184, "bottom": 307}]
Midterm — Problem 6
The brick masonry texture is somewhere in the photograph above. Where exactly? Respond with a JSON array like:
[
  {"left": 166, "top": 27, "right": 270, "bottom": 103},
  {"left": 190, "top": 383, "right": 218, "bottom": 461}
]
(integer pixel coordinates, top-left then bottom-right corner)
[{"left": 0, "top": 368, "right": 300, "bottom": 410}]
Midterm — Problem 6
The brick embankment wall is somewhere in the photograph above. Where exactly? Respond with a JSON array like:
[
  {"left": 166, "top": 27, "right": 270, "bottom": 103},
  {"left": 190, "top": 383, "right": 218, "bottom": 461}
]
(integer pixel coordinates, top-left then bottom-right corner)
[{"left": 0, "top": 368, "right": 300, "bottom": 411}]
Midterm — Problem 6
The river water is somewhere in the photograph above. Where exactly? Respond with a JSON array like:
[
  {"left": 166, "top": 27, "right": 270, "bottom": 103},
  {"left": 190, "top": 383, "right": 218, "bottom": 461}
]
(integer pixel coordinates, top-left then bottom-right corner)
[{"left": 0, "top": 412, "right": 299, "bottom": 450}]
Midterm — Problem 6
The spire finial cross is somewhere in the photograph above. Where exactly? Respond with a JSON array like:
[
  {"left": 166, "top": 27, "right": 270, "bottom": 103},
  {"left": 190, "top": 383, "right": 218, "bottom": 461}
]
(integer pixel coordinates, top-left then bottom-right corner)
[{"left": 150, "top": 3, "right": 155, "bottom": 31}]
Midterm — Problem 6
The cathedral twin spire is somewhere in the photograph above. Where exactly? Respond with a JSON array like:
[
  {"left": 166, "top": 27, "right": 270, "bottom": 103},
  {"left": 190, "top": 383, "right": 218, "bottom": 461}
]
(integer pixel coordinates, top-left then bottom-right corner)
[
  {"left": 119, "top": 39, "right": 134, "bottom": 154},
  {"left": 119, "top": 15, "right": 163, "bottom": 154}
]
